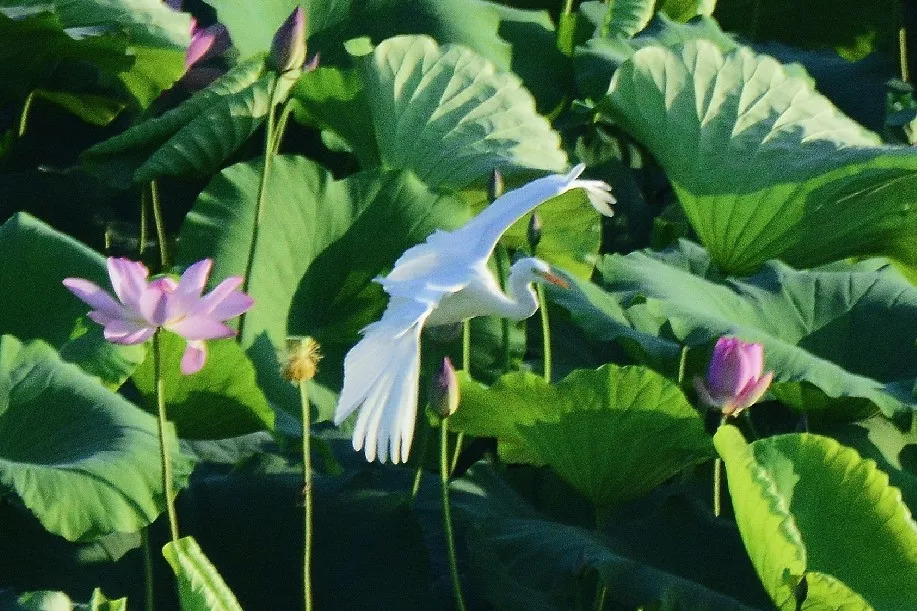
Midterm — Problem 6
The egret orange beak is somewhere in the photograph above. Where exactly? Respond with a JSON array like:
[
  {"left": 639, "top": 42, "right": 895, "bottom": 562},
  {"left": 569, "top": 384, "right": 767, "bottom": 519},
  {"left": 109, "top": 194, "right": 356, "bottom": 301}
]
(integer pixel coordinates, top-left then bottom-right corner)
[{"left": 536, "top": 270, "right": 569, "bottom": 289}]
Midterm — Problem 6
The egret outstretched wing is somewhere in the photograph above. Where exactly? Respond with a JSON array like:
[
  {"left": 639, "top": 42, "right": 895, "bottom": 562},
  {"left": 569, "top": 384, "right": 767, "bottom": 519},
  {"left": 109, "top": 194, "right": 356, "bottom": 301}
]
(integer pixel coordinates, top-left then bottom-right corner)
[
  {"left": 336, "top": 164, "right": 615, "bottom": 463},
  {"left": 335, "top": 297, "right": 434, "bottom": 463}
]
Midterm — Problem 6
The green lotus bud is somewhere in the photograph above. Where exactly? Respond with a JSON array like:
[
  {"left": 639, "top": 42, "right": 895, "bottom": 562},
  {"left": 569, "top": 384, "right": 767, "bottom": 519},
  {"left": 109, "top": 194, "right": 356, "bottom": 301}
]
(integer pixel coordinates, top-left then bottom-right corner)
[
  {"left": 430, "top": 356, "right": 460, "bottom": 418},
  {"left": 270, "top": 6, "right": 307, "bottom": 73}
]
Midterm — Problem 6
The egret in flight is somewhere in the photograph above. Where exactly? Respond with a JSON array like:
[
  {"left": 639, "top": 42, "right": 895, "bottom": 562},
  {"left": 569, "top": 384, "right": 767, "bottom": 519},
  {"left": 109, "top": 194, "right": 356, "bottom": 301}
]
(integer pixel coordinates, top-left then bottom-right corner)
[{"left": 334, "top": 165, "right": 615, "bottom": 463}]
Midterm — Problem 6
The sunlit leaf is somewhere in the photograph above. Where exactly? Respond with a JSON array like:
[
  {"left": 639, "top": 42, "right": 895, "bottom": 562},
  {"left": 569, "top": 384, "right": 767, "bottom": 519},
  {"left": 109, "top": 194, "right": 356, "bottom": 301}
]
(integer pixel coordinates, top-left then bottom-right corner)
[
  {"left": 177, "top": 156, "right": 468, "bottom": 419},
  {"left": 162, "top": 536, "right": 243, "bottom": 611},
  {"left": 553, "top": 241, "right": 917, "bottom": 422},
  {"left": 131, "top": 333, "right": 274, "bottom": 439},
  {"left": 451, "top": 365, "right": 713, "bottom": 508},
  {"left": 0, "top": 335, "right": 192, "bottom": 542},
  {"left": 83, "top": 56, "right": 293, "bottom": 187},
  {"left": 602, "top": 40, "right": 917, "bottom": 274},
  {"left": 715, "top": 426, "right": 917, "bottom": 610}
]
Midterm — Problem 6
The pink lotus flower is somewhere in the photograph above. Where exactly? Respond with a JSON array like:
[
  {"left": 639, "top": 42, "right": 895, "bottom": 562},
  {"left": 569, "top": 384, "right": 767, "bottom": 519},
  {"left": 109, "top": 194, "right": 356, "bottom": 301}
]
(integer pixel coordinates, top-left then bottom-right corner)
[
  {"left": 63, "top": 258, "right": 253, "bottom": 375},
  {"left": 694, "top": 337, "right": 774, "bottom": 417}
]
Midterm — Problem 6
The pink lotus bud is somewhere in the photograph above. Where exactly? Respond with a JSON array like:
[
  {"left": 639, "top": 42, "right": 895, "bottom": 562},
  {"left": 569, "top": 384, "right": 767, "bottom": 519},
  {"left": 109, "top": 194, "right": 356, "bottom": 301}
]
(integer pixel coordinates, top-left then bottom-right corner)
[
  {"left": 694, "top": 337, "right": 774, "bottom": 417},
  {"left": 270, "top": 6, "right": 307, "bottom": 73},
  {"left": 430, "top": 357, "right": 460, "bottom": 418}
]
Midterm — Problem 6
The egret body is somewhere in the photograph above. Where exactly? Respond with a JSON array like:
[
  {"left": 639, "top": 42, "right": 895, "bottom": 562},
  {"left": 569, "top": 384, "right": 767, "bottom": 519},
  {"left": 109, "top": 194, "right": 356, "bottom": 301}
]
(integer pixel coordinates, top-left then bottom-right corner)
[{"left": 334, "top": 165, "right": 614, "bottom": 463}]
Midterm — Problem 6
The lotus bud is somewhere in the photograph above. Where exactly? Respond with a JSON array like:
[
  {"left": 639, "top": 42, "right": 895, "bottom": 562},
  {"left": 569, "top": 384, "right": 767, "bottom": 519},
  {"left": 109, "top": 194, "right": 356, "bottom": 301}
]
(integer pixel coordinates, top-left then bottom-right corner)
[
  {"left": 430, "top": 356, "right": 460, "bottom": 418},
  {"left": 488, "top": 168, "right": 504, "bottom": 202},
  {"left": 694, "top": 337, "right": 774, "bottom": 417},
  {"left": 270, "top": 6, "right": 307, "bottom": 73},
  {"left": 283, "top": 336, "right": 322, "bottom": 382},
  {"left": 527, "top": 212, "right": 542, "bottom": 252}
]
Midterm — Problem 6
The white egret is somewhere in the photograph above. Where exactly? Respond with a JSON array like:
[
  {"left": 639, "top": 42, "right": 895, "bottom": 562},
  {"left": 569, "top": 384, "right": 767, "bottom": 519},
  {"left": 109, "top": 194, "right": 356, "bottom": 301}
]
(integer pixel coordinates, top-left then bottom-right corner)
[{"left": 334, "top": 164, "right": 615, "bottom": 463}]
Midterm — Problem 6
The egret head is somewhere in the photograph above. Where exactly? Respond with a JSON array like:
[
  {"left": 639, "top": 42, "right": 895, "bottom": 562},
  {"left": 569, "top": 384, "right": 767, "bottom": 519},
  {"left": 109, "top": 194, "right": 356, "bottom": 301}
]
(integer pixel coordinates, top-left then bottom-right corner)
[{"left": 513, "top": 257, "right": 569, "bottom": 289}]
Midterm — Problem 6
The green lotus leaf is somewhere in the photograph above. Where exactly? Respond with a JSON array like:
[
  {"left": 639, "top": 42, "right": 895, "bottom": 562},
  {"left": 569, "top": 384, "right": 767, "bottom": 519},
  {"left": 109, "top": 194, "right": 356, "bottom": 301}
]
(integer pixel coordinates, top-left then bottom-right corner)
[
  {"left": 715, "top": 426, "right": 917, "bottom": 610},
  {"left": 0, "top": 335, "right": 192, "bottom": 542},
  {"left": 82, "top": 56, "right": 297, "bottom": 187},
  {"left": 602, "top": 40, "right": 917, "bottom": 274},
  {"left": 177, "top": 156, "right": 468, "bottom": 420},
  {"left": 553, "top": 241, "right": 917, "bottom": 421},
  {"left": 162, "top": 536, "right": 243, "bottom": 611},
  {"left": 0, "top": 0, "right": 190, "bottom": 109},
  {"left": 0, "top": 213, "right": 145, "bottom": 387},
  {"left": 580, "top": 0, "right": 655, "bottom": 38},
  {"left": 451, "top": 365, "right": 713, "bottom": 508},
  {"left": 131, "top": 333, "right": 274, "bottom": 439},
  {"left": 451, "top": 464, "right": 763, "bottom": 610}
]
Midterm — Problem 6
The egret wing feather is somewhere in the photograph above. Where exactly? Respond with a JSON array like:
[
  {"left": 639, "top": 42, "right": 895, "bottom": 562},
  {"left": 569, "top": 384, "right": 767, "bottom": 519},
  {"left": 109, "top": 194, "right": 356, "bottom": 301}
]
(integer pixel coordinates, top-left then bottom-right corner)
[{"left": 335, "top": 296, "right": 432, "bottom": 463}]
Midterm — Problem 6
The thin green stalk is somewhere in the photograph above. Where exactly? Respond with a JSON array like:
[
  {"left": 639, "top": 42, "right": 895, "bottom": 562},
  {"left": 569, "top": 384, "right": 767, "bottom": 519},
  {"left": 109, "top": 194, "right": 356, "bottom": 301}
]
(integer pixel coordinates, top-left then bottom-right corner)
[
  {"left": 239, "top": 78, "right": 282, "bottom": 339},
  {"left": 713, "top": 415, "right": 727, "bottom": 518},
  {"left": 141, "top": 528, "right": 155, "bottom": 611},
  {"left": 300, "top": 380, "right": 314, "bottom": 611},
  {"left": 899, "top": 0, "right": 910, "bottom": 83},
  {"left": 462, "top": 320, "right": 471, "bottom": 373},
  {"left": 742, "top": 410, "right": 760, "bottom": 440},
  {"left": 451, "top": 320, "right": 472, "bottom": 473},
  {"left": 440, "top": 419, "right": 467, "bottom": 611},
  {"left": 153, "top": 331, "right": 180, "bottom": 546},
  {"left": 410, "top": 419, "right": 430, "bottom": 505},
  {"left": 901, "top": 27, "right": 910, "bottom": 83},
  {"left": 594, "top": 585, "right": 608, "bottom": 611},
  {"left": 148, "top": 181, "right": 170, "bottom": 270},
  {"left": 17, "top": 91, "right": 35, "bottom": 138},
  {"left": 599, "top": 0, "right": 612, "bottom": 38},
  {"left": 677, "top": 345, "right": 688, "bottom": 386},
  {"left": 272, "top": 100, "right": 295, "bottom": 155},
  {"left": 536, "top": 284, "right": 551, "bottom": 382},
  {"left": 494, "top": 245, "right": 511, "bottom": 373},
  {"left": 139, "top": 188, "right": 148, "bottom": 256},
  {"left": 713, "top": 456, "right": 723, "bottom": 517}
]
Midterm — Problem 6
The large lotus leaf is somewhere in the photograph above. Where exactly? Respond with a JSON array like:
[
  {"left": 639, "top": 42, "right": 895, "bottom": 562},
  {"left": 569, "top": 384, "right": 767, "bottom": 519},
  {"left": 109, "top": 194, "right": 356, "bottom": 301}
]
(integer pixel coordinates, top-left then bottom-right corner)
[
  {"left": 715, "top": 426, "right": 917, "bottom": 610},
  {"left": 82, "top": 56, "right": 292, "bottom": 188},
  {"left": 556, "top": 241, "right": 917, "bottom": 421},
  {"left": 546, "top": 270, "right": 682, "bottom": 370},
  {"left": 162, "top": 536, "right": 243, "bottom": 611},
  {"left": 824, "top": 416, "right": 917, "bottom": 513},
  {"left": 0, "top": 212, "right": 107, "bottom": 346},
  {"left": 574, "top": 14, "right": 736, "bottom": 100},
  {"left": 176, "top": 156, "right": 468, "bottom": 419},
  {"left": 131, "top": 333, "right": 274, "bottom": 439},
  {"left": 451, "top": 464, "right": 762, "bottom": 610},
  {"left": 580, "top": 0, "right": 654, "bottom": 38},
  {"left": 208, "top": 0, "right": 567, "bottom": 111},
  {"left": 602, "top": 40, "right": 917, "bottom": 274},
  {"left": 0, "top": 213, "right": 144, "bottom": 386},
  {"left": 450, "top": 365, "right": 713, "bottom": 507},
  {"left": 0, "top": 335, "right": 192, "bottom": 542},
  {"left": 0, "top": 1, "right": 190, "bottom": 108},
  {"left": 715, "top": 0, "right": 896, "bottom": 60},
  {"left": 359, "top": 35, "right": 566, "bottom": 189}
]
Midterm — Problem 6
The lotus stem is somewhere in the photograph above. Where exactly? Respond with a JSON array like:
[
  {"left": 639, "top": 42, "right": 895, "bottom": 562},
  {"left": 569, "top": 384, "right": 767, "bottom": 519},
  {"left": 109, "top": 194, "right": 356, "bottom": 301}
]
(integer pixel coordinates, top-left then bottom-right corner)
[
  {"left": 300, "top": 380, "right": 314, "bottom": 611},
  {"left": 713, "top": 415, "right": 728, "bottom": 517},
  {"left": 440, "top": 418, "right": 467, "bottom": 611},
  {"left": 141, "top": 528, "right": 154, "bottom": 611},
  {"left": 451, "top": 320, "right": 473, "bottom": 473},
  {"left": 153, "top": 330, "right": 180, "bottom": 546},
  {"left": 149, "top": 181, "right": 170, "bottom": 270},
  {"left": 239, "top": 76, "right": 283, "bottom": 338},
  {"left": 537, "top": 284, "right": 552, "bottom": 382}
]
